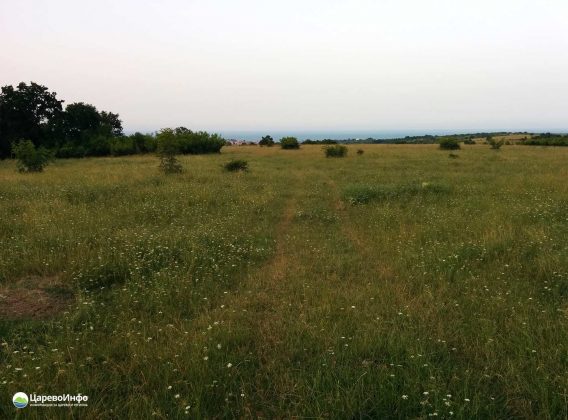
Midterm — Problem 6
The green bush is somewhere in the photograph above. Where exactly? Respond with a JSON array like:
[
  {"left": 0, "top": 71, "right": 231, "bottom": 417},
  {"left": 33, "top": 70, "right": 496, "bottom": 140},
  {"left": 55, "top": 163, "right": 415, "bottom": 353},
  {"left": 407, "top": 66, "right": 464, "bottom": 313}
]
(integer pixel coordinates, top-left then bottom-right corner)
[
  {"left": 159, "top": 155, "right": 183, "bottom": 174},
  {"left": 86, "top": 136, "right": 112, "bottom": 156},
  {"left": 463, "top": 139, "right": 476, "bottom": 145},
  {"left": 324, "top": 144, "right": 348, "bottom": 157},
  {"left": 280, "top": 137, "right": 300, "bottom": 149},
  {"left": 130, "top": 132, "right": 157, "bottom": 153},
  {"left": 12, "top": 139, "right": 53, "bottom": 172},
  {"left": 487, "top": 137, "right": 504, "bottom": 150},
  {"left": 438, "top": 138, "right": 461, "bottom": 150},
  {"left": 157, "top": 129, "right": 183, "bottom": 174},
  {"left": 357, "top": 149, "right": 364, "bottom": 155},
  {"left": 56, "top": 143, "right": 86, "bottom": 158},
  {"left": 110, "top": 137, "right": 137, "bottom": 156},
  {"left": 224, "top": 159, "right": 248, "bottom": 172},
  {"left": 259, "top": 135, "right": 274, "bottom": 147}
]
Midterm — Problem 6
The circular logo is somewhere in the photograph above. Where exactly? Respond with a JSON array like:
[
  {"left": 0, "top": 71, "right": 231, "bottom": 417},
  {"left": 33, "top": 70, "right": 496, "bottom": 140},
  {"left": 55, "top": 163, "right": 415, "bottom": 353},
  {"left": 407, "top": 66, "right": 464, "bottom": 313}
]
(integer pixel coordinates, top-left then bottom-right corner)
[{"left": 13, "top": 392, "right": 29, "bottom": 408}]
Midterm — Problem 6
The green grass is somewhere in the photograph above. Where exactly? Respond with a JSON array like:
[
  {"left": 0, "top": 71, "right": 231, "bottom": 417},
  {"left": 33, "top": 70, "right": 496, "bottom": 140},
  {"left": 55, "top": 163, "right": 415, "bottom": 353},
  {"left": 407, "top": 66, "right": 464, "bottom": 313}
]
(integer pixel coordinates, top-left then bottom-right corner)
[{"left": 0, "top": 144, "right": 567, "bottom": 418}]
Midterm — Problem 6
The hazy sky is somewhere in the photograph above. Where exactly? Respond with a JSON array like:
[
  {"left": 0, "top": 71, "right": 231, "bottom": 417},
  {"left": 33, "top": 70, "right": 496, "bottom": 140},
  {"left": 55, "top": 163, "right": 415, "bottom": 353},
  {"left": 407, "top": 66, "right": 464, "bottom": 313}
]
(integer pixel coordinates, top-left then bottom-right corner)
[{"left": 1, "top": 0, "right": 567, "bottom": 134}]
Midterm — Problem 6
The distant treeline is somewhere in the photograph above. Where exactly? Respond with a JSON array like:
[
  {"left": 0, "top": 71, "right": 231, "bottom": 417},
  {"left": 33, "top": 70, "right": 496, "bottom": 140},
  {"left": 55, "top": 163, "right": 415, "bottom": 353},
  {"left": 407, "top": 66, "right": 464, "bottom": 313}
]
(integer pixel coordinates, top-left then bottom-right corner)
[
  {"left": 299, "top": 132, "right": 568, "bottom": 146},
  {"left": 0, "top": 82, "right": 224, "bottom": 158},
  {"left": 519, "top": 133, "right": 568, "bottom": 147},
  {"left": 302, "top": 139, "right": 338, "bottom": 145},
  {"left": 344, "top": 132, "right": 523, "bottom": 144}
]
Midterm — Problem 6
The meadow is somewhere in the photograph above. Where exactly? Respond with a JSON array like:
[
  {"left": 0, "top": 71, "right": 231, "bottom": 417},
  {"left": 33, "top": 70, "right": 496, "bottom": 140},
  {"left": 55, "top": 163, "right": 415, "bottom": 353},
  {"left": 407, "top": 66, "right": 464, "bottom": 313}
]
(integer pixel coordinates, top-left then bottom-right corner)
[{"left": 0, "top": 144, "right": 567, "bottom": 419}]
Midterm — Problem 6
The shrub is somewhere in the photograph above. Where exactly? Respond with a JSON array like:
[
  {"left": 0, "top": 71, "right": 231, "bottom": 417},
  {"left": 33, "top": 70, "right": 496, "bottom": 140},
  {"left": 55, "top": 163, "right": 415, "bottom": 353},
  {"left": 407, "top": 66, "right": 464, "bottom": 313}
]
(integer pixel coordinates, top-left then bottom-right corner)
[
  {"left": 463, "top": 139, "right": 476, "bottom": 145},
  {"left": 280, "top": 137, "right": 300, "bottom": 149},
  {"left": 487, "top": 137, "right": 504, "bottom": 150},
  {"left": 86, "top": 136, "right": 111, "bottom": 156},
  {"left": 259, "top": 135, "right": 275, "bottom": 147},
  {"left": 357, "top": 149, "right": 364, "bottom": 155},
  {"left": 12, "top": 139, "right": 53, "bottom": 172},
  {"left": 324, "top": 144, "right": 348, "bottom": 157},
  {"left": 56, "top": 143, "right": 86, "bottom": 158},
  {"left": 157, "top": 129, "right": 183, "bottom": 174},
  {"left": 110, "top": 137, "right": 137, "bottom": 156},
  {"left": 155, "top": 127, "right": 224, "bottom": 155},
  {"left": 438, "top": 138, "right": 460, "bottom": 150},
  {"left": 224, "top": 159, "right": 248, "bottom": 172},
  {"left": 159, "top": 155, "right": 183, "bottom": 174},
  {"left": 130, "top": 132, "right": 157, "bottom": 153}
]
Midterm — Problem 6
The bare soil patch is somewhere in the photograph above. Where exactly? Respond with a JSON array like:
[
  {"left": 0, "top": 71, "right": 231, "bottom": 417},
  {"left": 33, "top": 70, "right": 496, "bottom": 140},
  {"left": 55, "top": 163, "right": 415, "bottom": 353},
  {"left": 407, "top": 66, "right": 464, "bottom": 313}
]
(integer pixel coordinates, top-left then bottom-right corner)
[{"left": 0, "top": 275, "right": 74, "bottom": 320}]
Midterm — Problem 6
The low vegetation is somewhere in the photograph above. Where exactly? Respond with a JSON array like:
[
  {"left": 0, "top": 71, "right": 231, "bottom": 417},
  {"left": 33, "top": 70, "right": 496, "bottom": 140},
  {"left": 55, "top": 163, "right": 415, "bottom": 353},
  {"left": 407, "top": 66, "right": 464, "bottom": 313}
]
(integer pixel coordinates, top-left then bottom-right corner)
[
  {"left": 323, "top": 144, "right": 348, "bottom": 157},
  {"left": 223, "top": 159, "right": 248, "bottom": 172},
  {"left": 157, "top": 131, "right": 183, "bottom": 174},
  {"left": 0, "top": 144, "right": 567, "bottom": 418},
  {"left": 280, "top": 136, "right": 300, "bottom": 149},
  {"left": 258, "top": 135, "right": 275, "bottom": 147},
  {"left": 486, "top": 136, "right": 504, "bottom": 150},
  {"left": 438, "top": 137, "right": 461, "bottom": 150},
  {"left": 520, "top": 133, "right": 568, "bottom": 146},
  {"left": 11, "top": 139, "right": 53, "bottom": 172}
]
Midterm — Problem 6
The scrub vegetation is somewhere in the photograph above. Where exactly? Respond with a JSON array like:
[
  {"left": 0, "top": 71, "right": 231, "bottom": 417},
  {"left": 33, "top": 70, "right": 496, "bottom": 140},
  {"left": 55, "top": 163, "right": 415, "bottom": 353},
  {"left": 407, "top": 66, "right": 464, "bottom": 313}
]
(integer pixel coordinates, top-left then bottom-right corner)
[{"left": 0, "top": 144, "right": 567, "bottom": 418}]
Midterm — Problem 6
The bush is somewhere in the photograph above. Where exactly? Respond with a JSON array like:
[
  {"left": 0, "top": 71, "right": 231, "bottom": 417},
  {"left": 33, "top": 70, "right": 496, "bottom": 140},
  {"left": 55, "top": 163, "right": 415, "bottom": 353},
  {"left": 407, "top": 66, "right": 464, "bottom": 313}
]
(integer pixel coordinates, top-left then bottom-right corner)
[
  {"left": 86, "top": 136, "right": 111, "bottom": 156},
  {"left": 155, "top": 127, "right": 224, "bottom": 155},
  {"left": 157, "top": 129, "right": 182, "bottom": 174},
  {"left": 12, "top": 139, "right": 53, "bottom": 172},
  {"left": 463, "top": 139, "right": 476, "bottom": 145},
  {"left": 280, "top": 137, "right": 300, "bottom": 149},
  {"left": 56, "top": 143, "right": 86, "bottom": 158},
  {"left": 224, "top": 159, "right": 248, "bottom": 172},
  {"left": 259, "top": 135, "right": 274, "bottom": 147},
  {"left": 438, "top": 138, "right": 460, "bottom": 150},
  {"left": 357, "top": 149, "right": 364, "bottom": 155},
  {"left": 159, "top": 155, "right": 182, "bottom": 174},
  {"left": 130, "top": 132, "right": 157, "bottom": 153},
  {"left": 487, "top": 137, "right": 504, "bottom": 150},
  {"left": 110, "top": 137, "right": 137, "bottom": 156},
  {"left": 324, "top": 144, "right": 348, "bottom": 157}
]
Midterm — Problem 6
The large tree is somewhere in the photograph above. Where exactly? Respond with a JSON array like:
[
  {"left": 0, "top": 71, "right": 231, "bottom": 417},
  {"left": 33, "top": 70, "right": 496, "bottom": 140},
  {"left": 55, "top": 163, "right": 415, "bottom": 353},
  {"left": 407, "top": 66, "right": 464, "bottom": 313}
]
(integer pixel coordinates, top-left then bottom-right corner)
[{"left": 0, "top": 82, "right": 63, "bottom": 158}]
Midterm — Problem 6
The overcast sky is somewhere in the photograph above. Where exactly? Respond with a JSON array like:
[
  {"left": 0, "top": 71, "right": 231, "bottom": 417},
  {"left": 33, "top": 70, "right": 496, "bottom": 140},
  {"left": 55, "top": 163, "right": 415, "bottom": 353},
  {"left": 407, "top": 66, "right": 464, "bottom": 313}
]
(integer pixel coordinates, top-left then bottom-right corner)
[{"left": 1, "top": 0, "right": 567, "bottom": 134}]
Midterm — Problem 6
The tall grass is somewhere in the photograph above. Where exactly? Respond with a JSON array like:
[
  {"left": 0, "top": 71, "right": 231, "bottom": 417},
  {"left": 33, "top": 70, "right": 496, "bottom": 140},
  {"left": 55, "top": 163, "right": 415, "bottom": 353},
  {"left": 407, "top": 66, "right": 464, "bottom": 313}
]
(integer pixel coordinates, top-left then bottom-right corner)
[{"left": 0, "top": 145, "right": 567, "bottom": 418}]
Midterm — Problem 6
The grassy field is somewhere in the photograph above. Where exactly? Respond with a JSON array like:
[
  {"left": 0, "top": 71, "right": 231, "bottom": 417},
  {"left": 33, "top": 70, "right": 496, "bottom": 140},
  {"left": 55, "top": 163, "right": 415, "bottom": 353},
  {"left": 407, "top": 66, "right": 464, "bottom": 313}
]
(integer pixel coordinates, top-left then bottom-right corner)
[{"left": 0, "top": 144, "right": 567, "bottom": 418}]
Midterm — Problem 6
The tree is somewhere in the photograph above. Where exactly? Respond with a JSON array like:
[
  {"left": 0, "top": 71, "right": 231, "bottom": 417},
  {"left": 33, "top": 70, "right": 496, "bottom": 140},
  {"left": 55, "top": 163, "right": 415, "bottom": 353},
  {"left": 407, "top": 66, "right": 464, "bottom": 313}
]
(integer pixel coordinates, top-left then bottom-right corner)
[
  {"left": 259, "top": 135, "right": 274, "bottom": 147},
  {"left": 100, "top": 111, "right": 123, "bottom": 137},
  {"left": 280, "top": 136, "right": 300, "bottom": 149},
  {"left": 61, "top": 102, "right": 102, "bottom": 143},
  {"left": 54, "top": 103, "right": 123, "bottom": 156},
  {"left": 0, "top": 82, "right": 63, "bottom": 158}
]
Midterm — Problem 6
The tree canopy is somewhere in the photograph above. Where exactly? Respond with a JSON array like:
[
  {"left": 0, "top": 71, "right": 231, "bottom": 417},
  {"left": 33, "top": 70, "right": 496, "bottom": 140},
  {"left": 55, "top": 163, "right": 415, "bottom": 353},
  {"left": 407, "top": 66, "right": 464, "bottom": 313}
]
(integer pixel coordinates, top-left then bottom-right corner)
[
  {"left": 0, "top": 82, "right": 64, "bottom": 158},
  {"left": 0, "top": 82, "right": 123, "bottom": 158}
]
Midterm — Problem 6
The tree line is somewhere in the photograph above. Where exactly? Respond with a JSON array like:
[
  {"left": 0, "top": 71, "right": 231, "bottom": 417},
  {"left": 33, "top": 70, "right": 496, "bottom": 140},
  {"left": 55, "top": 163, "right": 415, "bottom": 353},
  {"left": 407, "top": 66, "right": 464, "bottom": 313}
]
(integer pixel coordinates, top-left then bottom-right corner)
[{"left": 0, "top": 82, "right": 225, "bottom": 159}]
